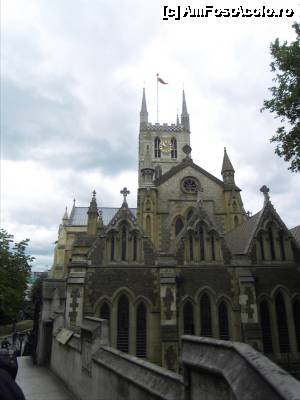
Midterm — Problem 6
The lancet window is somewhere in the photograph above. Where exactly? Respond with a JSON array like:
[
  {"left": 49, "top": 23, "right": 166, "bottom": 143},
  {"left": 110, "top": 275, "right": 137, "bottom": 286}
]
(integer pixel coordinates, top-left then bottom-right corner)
[
  {"left": 198, "top": 225, "right": 205, "bottom": 261},
  {"left": 136, "top": 302, "right": 147, "bottom": 358},
  {"left": 117, "top": 295, "right": 129, "bottom": 353},
  {"left": 171, "top": 137, "right": 177, "bottom": 158},
  {"left": 189, "top": 234, "right": 194, "bottom": 261},
  {"left": 260, "top": 301, "right": 273, "bottom": 354},
  {"left": 200, "top": 294, "right": 212, "bottom": 337},
  {"left": 218, "top": 302, "right": 229, "bottom": 340},
  {"left": 154, "top": 137, "right": 161, "bottom": 158},
  {"left": 183, "top": 301, "right": 194, "bottom": 335},
  {"left": 279, "top": 232, "right": 286, "bottom": 261},
  {"left": 275, "top": 292, "right": 290, "bottom": 353},
  {"left": 211, "top": 235, "right": 216, "bottom": 261},
  {"left": 121, "top": 225, "right": 127, "bottom": 261},
  {"left": 110, "top": 234, "right": 115, "bottom": 261},
  {"left": 259, "top": 234, "right": 265, "bottom": 261},
  {"left": 133, "top": 234, "right": 138, "bottom": 261},
  {"left": 268, "top": 226, "right": 275, "bottom": 260}
]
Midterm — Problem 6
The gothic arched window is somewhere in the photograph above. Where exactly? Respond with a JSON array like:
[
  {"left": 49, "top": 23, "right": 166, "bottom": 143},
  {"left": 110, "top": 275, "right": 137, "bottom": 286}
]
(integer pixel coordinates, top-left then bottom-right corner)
[
  {"left": 171, "top": 137, "right": 177, "bottom": 159},
  {"left": 218, "top": 302, "right": 229, "bottom": 340},
  {"left": 259, "top": 234, "right": 265, "bottom": 261},
  {"left": 110, "top": 234, "right": 115, "bottom": 261},
  {"left": 175, "top": 217, "right": 184, "bottom": 236},
  {"left": 260, "top": 301, "right": 273, "bottom": 354},
  {"left": 200, "top": 293, "right": 212, "bottom": 337},
  {"left": 211, "top": 235, "right": 216, "bottom": 261},
  {"left": 279, "top": 232, "right": 286, "bottom": 261},
  {"left": 133, "top": 234, "right": 138, "bottom": 261},
  {"left": 121, "top": 225, "right": 127, "bottom": 261},
  {"left": 136, "top": 302, "right": 147, "bottom": 357},
  {"left": 117, "top": 295, "right": 129, "bottom": 353},
  {"left": 100, "top": 302, "right": 110, "bottom": 322},
  {"left": 198, "top": 225, "right": 205, "bottom": 261},
  {"left": 268, "top": 226, "right": 275, "bottom": 260},
  {"left": 275, "top": 292, "right": 290, "bottom": 353},
  {"left": 183, "top": 301, "right": 194, "bottom": 335},
  {"left": 189, "top": 234, "right": 194, "bottom": 261},
  {"left": 154, "top": 137, "right": 161, "bottom": 158},
  {"left": 293, "top": 299, "right": 300, "bottom": 352}
]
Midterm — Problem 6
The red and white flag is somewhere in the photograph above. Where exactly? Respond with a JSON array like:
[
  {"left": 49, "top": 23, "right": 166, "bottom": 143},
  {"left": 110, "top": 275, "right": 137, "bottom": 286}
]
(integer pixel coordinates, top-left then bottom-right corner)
[{"left": 157, "top": 74, "right": 168, "bottom": 84}]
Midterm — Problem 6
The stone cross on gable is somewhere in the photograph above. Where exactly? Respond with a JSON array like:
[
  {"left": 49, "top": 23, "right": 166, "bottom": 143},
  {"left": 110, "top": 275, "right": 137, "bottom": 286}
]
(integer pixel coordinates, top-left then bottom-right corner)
[
  {"left": 260, "top": 185, "right": 270, "bottom": 204},
  {"left": 120, "top": 187, "right": 130, "bottom": 205}
]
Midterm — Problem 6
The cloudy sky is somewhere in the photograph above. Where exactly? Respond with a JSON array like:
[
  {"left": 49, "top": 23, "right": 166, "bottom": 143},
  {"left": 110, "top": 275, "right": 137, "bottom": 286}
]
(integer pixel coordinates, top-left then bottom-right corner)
[{"left": 1, "top": 0, "right": 299, "bottom": 271}]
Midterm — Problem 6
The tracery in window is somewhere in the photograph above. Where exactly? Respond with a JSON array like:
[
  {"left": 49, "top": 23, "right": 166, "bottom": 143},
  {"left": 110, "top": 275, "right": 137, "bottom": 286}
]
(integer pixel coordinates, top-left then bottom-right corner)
[
  {"left": 110, "top": 234, "right": 115, "bottom": 261},
  {"left": 268, "top": 226, "right": 275, "bottom": 260},
  {"left": 121, "top": 225, "right": 127, "bottom": 261},
  {"left": 154, "top": 137, "right": 161, "bottom": 158},
  {"left": 279, "top": 232, "right": 286, "bottom": 261},
  {"left": 133, "top": 234, "right": 138, "bottom": 261},
  {"left": 260, "top": 301, "right": 273, "bottom": 354},
  {"left": 171, "top": 137, "right": 177, "bottom": 159},
  {"left": 182, "top": 177, "right": 198, "bottom": 193},
  {"left": 259, "top": 234, "right": 265, "bottom": 261},
  {"left": 198, "top": 225, "right": 205, "bottom": 261},
  {"left": 189, "top": 234, "right": 194, "bottom": 261},
  {"left": 117, "top": 295, "right": 129, "bottom": 353},
  {"left": 275, "top": 292, "right": 290, "bottom": 353},
  {"left": 136, "top": 302, "right": 147, "bottom": 357},
  {"left": 183, "top": 301, "right": 194, "bottom": 335},
  {"left": 200, "top": 293, "right": 212, "bottom": 337},
  {"left": 175, "top": 217, "right": 184, "bottom": 237},
  {"left": 211, "top": 235, "right": 216, "bottom": 261},
  {"left": 218, "top": 302, "right": 229, "bottom": 340}
]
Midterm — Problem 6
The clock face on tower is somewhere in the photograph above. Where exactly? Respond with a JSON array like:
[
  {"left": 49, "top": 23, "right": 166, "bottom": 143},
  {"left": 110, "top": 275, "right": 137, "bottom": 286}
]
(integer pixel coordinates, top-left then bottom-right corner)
[{"left": 159, "top": 139, "right": 174, "bottom": 154}]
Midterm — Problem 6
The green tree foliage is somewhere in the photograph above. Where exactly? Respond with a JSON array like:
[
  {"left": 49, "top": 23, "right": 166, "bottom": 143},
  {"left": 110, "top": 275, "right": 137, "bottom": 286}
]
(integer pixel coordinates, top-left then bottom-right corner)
[
  {"left": 0, "top": 229, "right": 34, "bottom": 324},
  {"left": 262, "top": 22, "right": 300, "bottom": 172}
]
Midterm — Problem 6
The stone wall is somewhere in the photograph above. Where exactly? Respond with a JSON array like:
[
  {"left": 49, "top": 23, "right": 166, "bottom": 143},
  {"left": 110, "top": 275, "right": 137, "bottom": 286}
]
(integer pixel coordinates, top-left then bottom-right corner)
[{"left": 48, "top": 317, "right": 300, "bottom": 400}]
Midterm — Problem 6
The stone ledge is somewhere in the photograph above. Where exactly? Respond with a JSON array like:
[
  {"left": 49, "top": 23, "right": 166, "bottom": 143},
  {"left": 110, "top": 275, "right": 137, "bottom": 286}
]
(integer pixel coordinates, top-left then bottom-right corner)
[
  {"left": 181, "top": 336, "right": 300, "bottom": 400},
  {"left": 93, "top": 346, "right": 184, "bottom": 400}
]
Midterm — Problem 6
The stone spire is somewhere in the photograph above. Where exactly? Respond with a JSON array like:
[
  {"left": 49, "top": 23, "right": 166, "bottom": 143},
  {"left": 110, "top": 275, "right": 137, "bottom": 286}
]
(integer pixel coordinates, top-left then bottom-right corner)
[
  {"left": 62, "top": 207, "right": 69, "bottom": 226},
  {"left": 176, "top": 112, "right": 180, "bottom": 126},
  {"left": 181, "top": 90, "right": 190, "bottom": 132},
  {"left": 141, "top": 145, "right": 154, "bottom": 186},
  {"left": 140, "top": 87, "right": 148, "bottom": 124},
  {"left": 87, "top": 190, "right": 99, "bottom": 235},
  {"left": 221, "top": 147, "right": 235, "bottom": 184}
]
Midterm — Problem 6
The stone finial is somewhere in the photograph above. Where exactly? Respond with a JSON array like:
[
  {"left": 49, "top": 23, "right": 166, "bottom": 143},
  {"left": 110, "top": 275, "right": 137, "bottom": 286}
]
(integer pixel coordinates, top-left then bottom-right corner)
[
  {"left": 260, "top": 185, "right": 270, "bottom": 204},
  {"left": 120, "top": 187, "right": 130, "bottom": 205}
]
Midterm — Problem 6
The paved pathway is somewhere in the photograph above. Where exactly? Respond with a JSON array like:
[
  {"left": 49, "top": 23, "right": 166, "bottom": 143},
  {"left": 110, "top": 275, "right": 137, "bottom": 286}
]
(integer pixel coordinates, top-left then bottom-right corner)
[{"left": 16, "top": 357, "right": 75, "bottom": 400}]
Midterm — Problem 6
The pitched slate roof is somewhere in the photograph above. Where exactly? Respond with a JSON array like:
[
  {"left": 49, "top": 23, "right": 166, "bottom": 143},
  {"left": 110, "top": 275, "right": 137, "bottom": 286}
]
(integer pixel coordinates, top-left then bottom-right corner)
[
  {"left": 225, "top": 211, "right": 262, "bottom": 255},
  {"left": 69, "top": 207, "right": 137, "bottom": 226},
  {"left": 290, "top": 225, "right": 300, "bottom": 247}
]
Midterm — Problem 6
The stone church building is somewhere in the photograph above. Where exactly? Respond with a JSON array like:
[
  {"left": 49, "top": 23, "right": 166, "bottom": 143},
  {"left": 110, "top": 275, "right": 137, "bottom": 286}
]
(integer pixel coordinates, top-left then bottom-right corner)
[{"left": 42, "top": 89, "right": 300, "bottom": 374}]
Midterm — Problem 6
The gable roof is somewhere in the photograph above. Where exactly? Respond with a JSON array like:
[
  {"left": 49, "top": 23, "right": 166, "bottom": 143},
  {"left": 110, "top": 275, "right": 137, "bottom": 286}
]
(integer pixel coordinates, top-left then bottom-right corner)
[
  {"left": 154, "top": 158, "right": 240, "bottom": 190},
  {"left": 225, "top": 201, "right": 290, "bottom": 255}
]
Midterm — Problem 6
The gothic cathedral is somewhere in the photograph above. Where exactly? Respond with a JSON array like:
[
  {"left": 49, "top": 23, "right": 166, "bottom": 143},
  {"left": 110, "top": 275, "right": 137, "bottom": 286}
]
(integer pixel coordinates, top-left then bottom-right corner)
[{"left": 44, "top": 89, "right": 300, "bottom": 375}]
